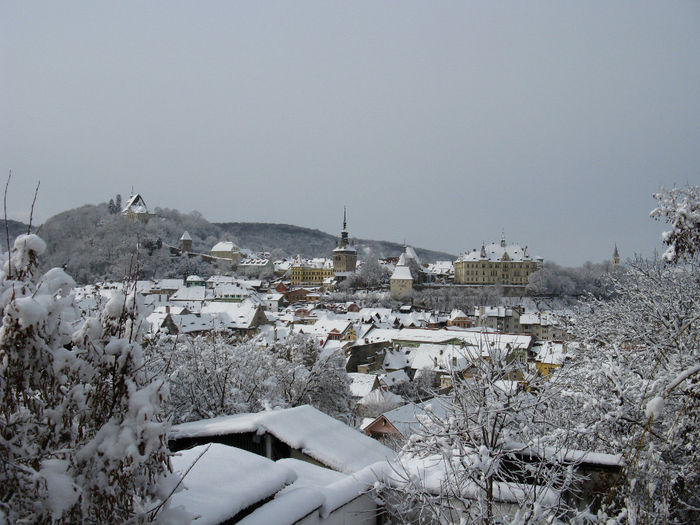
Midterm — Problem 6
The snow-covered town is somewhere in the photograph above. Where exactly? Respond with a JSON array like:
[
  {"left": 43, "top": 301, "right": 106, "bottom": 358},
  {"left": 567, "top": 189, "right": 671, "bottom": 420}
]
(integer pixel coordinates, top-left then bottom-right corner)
[
  {"left": 2, "top": 182, "right": 698, "bottom": 524},
  {"left": 3, "top": 2, "right": 700, "bottom": 524}
]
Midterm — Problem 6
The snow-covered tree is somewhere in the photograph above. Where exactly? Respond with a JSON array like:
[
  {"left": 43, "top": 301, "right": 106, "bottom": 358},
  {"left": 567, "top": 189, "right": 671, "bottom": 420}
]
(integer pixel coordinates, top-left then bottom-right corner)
[
  {"left": 378, "top": 338, "right": 587, "bottom": 524},
  {"left": 268, "top": 333, "right": 353, "bottom": 422},
  {"left": 0, "top": 234, "right": 176, "bottom": 523},
  {"left": 557, "top": 185, "right": 700, "bottom": 523},
  {"left": 148, "top": 334, "right": 283, "bottom": 423},
  {"left": 148, "top": 332, "right": 353, "bottom": 425},
  {"left": 651, "top": 184, "right": 700, "bottom": 263},
  {"left": 567, "top": 255, "right": 699, "bottom": 524}
]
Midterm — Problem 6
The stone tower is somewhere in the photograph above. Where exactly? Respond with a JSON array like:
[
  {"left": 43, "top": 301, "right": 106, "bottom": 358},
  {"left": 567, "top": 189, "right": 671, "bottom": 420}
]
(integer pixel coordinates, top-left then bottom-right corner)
[
  {"left": 333, "top": 207, "right": 357, "bottom": 274},
  {"left": 612, "top": 244, "right": 620, "bottom": 266},
  {"left": 180, "top": 231, "right": 192, "bottom": 253}
]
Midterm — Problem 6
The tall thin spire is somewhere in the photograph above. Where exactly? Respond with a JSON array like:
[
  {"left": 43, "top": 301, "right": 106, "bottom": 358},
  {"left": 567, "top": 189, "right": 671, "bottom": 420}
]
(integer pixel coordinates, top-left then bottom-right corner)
[{"left": 338, "top": 206, "right": 350, "bottom": 248}]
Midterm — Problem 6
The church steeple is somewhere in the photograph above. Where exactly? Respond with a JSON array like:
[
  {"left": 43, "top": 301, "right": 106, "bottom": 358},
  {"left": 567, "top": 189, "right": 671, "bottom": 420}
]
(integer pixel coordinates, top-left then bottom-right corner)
[
  {"left": 612, "top": 244, "right": 620, "bottom": 266},
  {"left": 332, "top": 206, "right": 357, "bottom": 274},
  {"left": 339, "top": 206, "right": 350, "bottom": 248}
]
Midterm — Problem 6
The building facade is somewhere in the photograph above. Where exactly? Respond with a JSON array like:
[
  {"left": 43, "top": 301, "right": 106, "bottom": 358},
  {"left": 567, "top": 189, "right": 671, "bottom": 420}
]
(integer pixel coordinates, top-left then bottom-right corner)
[
  {"left": 454, "top": 235, "right": 542, "bottom": 285},
  {"left": 290, "top": 262, "right": 334, "bottom": 286}
]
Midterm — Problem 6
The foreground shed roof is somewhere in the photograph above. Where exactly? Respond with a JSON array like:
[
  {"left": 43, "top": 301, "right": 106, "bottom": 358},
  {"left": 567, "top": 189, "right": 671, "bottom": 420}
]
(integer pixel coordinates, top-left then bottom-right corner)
[{"left": 171, "top": 405, "right": 396, "bottom": 474}]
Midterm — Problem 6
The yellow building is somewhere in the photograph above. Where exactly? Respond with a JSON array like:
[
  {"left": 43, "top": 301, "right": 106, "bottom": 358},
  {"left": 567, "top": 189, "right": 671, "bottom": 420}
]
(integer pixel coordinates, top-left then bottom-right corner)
[
  {"left": 290, "top": 260, "right": 334, "bottom": 286},
  {"left": 454, "top": 234, "right": 542, "bottom": 285}
]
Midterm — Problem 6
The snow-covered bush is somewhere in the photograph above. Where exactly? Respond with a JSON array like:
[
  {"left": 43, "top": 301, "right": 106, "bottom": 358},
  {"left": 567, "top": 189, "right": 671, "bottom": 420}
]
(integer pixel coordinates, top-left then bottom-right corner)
[
  {"left": 0, "top": 234, "right": 176, "bottom": 523},
  {"left": 148, "top": 332, "right": 353, "bottom": 425}
]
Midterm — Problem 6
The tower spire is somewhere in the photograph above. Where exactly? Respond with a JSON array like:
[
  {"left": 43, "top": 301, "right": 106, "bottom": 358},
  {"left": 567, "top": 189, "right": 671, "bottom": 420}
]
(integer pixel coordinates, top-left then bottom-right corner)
[{"left": 343, "top": 206, "right": 347, "bottom": 232}]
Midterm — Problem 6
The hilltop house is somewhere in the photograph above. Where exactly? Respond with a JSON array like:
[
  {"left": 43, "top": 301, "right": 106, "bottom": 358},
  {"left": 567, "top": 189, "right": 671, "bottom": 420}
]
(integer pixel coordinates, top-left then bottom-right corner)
[{"left": 121, "top": 193, "right": 155, "bottom": 222}]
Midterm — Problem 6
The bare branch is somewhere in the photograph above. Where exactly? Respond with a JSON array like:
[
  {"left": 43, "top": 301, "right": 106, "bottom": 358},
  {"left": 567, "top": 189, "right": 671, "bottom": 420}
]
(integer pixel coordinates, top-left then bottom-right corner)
[{"left": 27, "top": 180, "right": 40, "bottom": 234}]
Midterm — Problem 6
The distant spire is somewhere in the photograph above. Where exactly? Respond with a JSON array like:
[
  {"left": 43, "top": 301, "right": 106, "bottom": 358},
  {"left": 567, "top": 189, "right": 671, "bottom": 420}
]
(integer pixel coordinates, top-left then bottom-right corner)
[
  {"left": 500, "top": 231, "right": 506, "bottom": 248},
  {"left": 612, "top": 243, "right": 620, "bottom": 265},
  {"left": 343, "top": 206, "right": 347, "bottom": 232}
]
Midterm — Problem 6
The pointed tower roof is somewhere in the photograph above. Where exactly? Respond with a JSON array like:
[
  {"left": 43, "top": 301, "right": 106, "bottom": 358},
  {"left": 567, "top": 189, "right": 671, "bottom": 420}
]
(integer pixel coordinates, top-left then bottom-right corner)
[
  {"left": 334, "top": 206, "right": 356, "bottom": 252},
  {"left": 180, "top": 231, "right": 192, "bottom": 241}
]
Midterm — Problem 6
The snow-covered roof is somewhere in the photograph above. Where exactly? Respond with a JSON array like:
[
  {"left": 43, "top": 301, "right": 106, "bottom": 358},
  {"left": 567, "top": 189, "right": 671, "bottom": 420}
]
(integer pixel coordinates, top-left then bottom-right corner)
[
  {"left": 396, "top": 245, "right": 421, "bottom": 266},
  {"left": 407, "top": 343, "right": 477, "bottom": 372},
  {"left": 386, "top": 453, "right": 561, "bottom": 505},
  {"left": 121, "top": 193, "right": 149, "bottom": 215},
  {"left": 357, "top": 388, "right": 403, "bottom": 409},
  {"left": 383, "top": 348, "right": 411, "bottom": 370},
  {"left": 449, "top": 309, "right": 468, "bottom": 320},
  {"left": 391, "top": 265, "right": 413, "bottom": 281},
  {"left": 212, "top": 283, "right": 252, "bottom": 298},
  {"left": 519, "top": 313, "right": 540, "bottom": 325},
  {"left": 170, "top": 286, "right": 212, "bottom": 302},
  {"left": 293, "top": 257, "right": 333, "bottom": 269},
  {"left": 332, "top": 244, "right": 357, "bottom": 253},
  {"left": 201, "top": 300, "right": 266, "bottom": 330},
  {"left": 347, "top": 373, "right": 380, "bottom": 398},
  {"left": 425, "top": 260, "right": 454, "bottom": 275},
  {"left": 535, "top": 342, "right": 567, "bottom": 365},
  {"left": 180, "top": 230, "right": 192, "bottom": 241},
  {"left": 379, "top": 370, "right": 410, "bottom": 388},
  {"left": 393, "top": 328, "right": 533, "bottom": 351},
  {"left": 458, "top": 239, "right": 541, "bottom": 263},
  {"left": 295, "top": 319, "right": 352, "bottom": 340},
  {"left": 151, "top": 278, "right": 183, "bottom": 291},
  {"left": 370, "top": 398, "right": 450, "bottom": 439},
  {"left": 211, "top": 241, "right": 239, "bottom": 252},
  {"left": 239, "top": 458, "right": 376, "bottom": 525},
  {"left": 171, "top": 313, "right": 226, "bottom": 334},
  {"left": 171, "top": 405, "right": 396, "bottom": 473},
  {"left": 239, "top": 258, "right": 271, "bottom": 267},
  {"left": 169, "top": 444, "right": 297, "bottom": 525}
]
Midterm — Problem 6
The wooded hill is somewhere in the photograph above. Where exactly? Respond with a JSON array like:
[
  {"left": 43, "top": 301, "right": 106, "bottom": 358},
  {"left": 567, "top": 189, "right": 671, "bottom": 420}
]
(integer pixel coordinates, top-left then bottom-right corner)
[{"left": 5, "top": 205, "right": 454, "bottom": 284}]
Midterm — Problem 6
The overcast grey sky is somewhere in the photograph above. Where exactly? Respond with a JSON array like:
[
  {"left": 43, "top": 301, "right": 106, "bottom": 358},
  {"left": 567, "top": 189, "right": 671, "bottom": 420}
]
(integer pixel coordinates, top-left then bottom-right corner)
[{"left": 2, "top": 1, "right": 698, "bottom": 265}]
